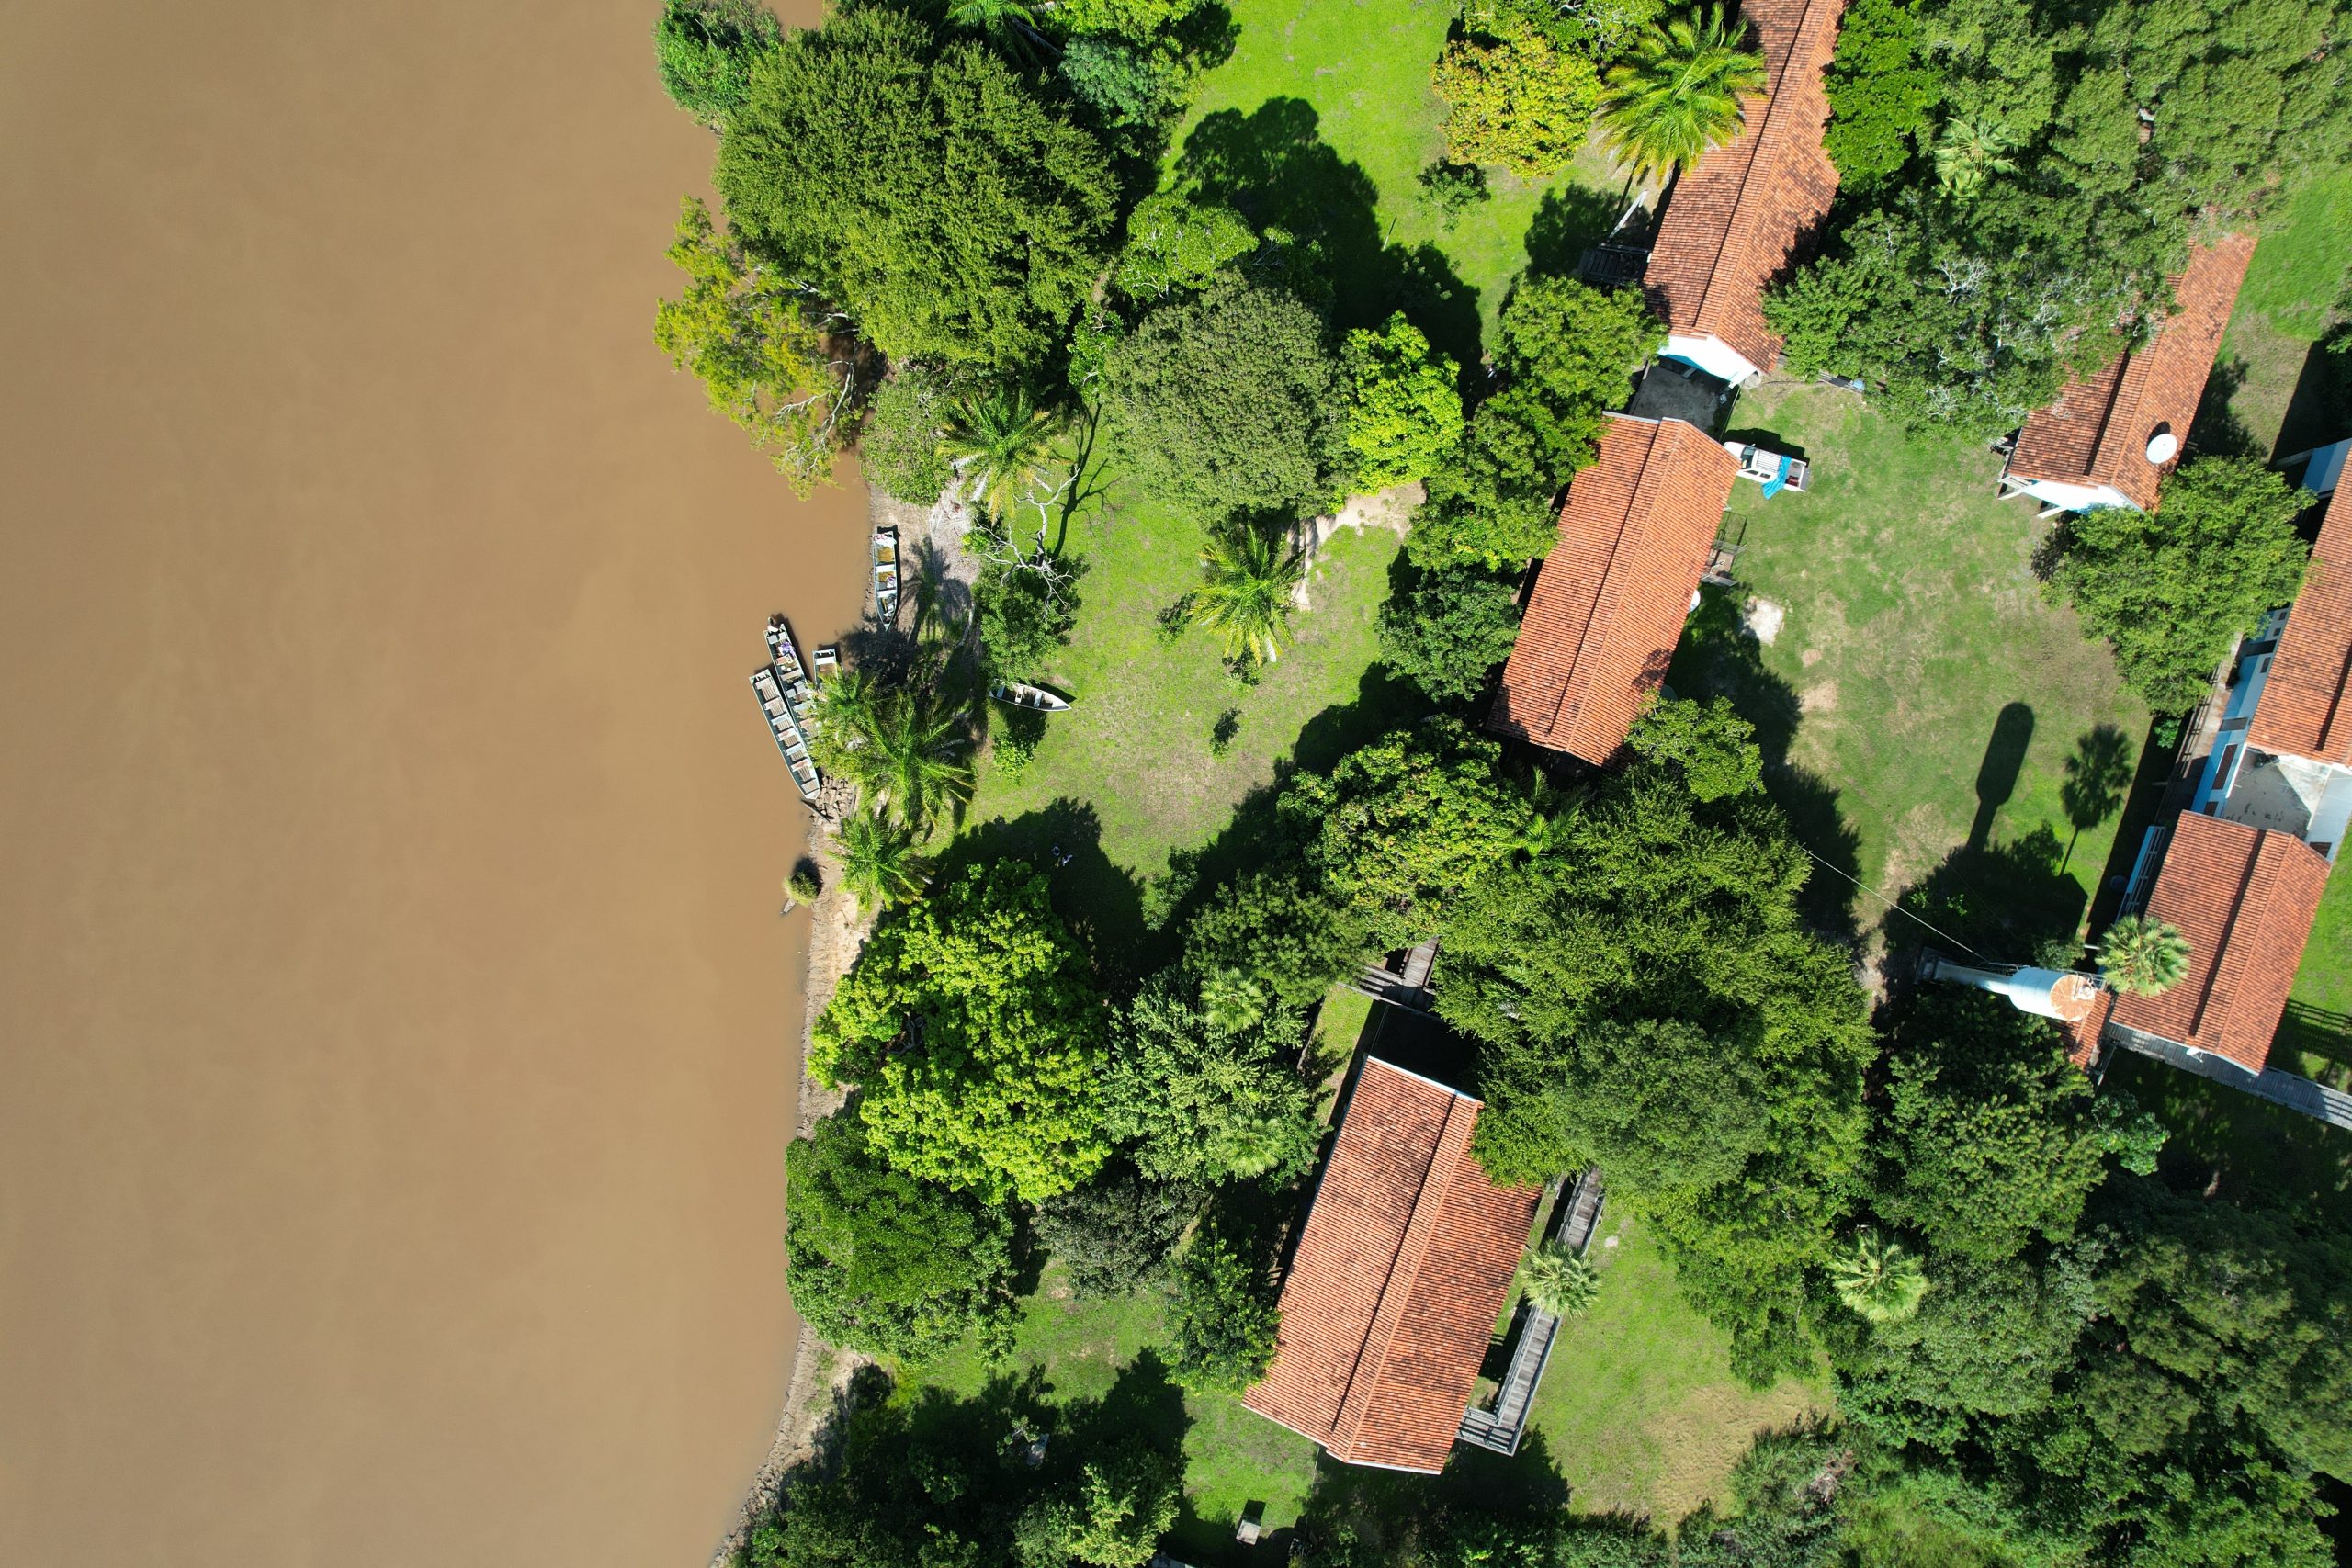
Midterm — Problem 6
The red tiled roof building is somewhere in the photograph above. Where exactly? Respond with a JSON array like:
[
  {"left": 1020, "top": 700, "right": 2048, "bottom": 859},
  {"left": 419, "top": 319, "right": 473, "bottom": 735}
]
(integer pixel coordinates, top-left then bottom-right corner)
[
  {"left": 2108, "top": 813, "right": 2332, "bottom": 1073},
  {"left": 1489, "top": 414, "right": 1738, "bottom": 765},
  {"left": 1645, "top": 0, "right": 1847, "bottom": 387},
  {"left": 2249, "top": 481, "right": 2352, "bottom": 767},
  {"left": 1244, "top": 1059, "right": 1539, "bottom": 1473},
  {"left": 2000, "top": 236, "right": 2256, "bottom": 514}
]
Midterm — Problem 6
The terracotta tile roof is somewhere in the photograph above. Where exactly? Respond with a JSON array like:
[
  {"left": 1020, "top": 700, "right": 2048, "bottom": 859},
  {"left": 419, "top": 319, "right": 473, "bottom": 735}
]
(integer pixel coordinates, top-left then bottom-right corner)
[
  {"left": 2109, "top": 812, "right": 2332, "bottom": 1072},
  {"left": 1489, "top": 415, "right": 1737, "bottom": 764},
  {"left": 1244, "top": 1058, "right": 1539, "bottom": 1473},
  {"left": 2062, "top": 986, "right": 2114, "bottom": 1069},
  {"left": 2248, "top": 482, "right": 2352, "bottom": 766},
  {"left": 2006, "top": 236, "right": 2255, "bottom": 511},
  {"left": 1643, "top": 0, "right": 1846, "bottom": 376}
]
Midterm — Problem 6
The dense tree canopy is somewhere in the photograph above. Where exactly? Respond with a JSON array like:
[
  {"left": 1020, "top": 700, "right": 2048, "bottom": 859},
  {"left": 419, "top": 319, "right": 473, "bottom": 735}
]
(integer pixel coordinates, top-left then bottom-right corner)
[
  {"left": 715, "top": 6, "right": 1118, "bottom": 368},
  {"left": 1437, "top": 704, "right": 1873, "bottom": 1380},
  {"left": 1374, "top": 561, "right": 1523, "bottom": 704},
  {"left": 784, "top": 1111, "right": 1019, "bottom": 1363},
  {"left": 812, "top": 862, "right": 1112, "bottom": 1202},
  {"left": 1111, "top": 191, "right": 1258, "bottom": 304},
  {"left": 1411, "top": 276, "right": 1662, "bottom": 565},
  {"left": 1776, "top": 0, "right": 2352, "bottom": 430},
  {"left": 1341, "top": 313, "right": 1464, "bottom": 491},
  {"left": 652, "top": 0, "right": 781, "bottom": 127},
  {"left": 1286, "top": 718, "right": 1535, "bottom": 951},
  {"left": 2049, "top": 455, "right": 2311, "bottom": 711},
  {"left": 1103, "top": 973, "right": 1319, "bottom": 1186},
  {"left": 1034, "top": 1163, "right": 1202, "bottom": 1298},
  {"left": 1101, "top": 272, "right": 1351, "bottom": 521}
]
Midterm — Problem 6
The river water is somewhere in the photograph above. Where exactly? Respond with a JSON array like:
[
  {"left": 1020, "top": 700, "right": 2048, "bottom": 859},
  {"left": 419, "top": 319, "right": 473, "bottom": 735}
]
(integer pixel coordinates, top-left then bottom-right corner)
[{"left": 0, "top": 2, "right": 864, "bottom": 1562}]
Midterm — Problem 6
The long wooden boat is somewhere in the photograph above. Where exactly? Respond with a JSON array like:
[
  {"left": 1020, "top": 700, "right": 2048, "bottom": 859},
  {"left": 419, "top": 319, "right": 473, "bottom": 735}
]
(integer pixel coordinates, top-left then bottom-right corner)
[
  {"left": 751, "top": 665, "right": 821, "bottom": 804},
  {"left": 765, "top": 615, "right": 819, "bottom": 733},
  {"left": 872, "top": 527, "right": 900, "bottom": 625},
  {"left": 989, "top": 681, "right": 1071, "bottom": 713}
]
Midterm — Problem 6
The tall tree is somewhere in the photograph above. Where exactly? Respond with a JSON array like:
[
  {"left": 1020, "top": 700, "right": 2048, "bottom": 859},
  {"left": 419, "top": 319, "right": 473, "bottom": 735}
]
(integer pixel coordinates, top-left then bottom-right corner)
[
  {"left": 652, "top": 0, "right": 782, "bottom": 127},
  {"left": 833, "top": 807, "right": 930, "bottom": 912},
  {"left": 1102, "top": 973, "right": 1320, "bottom": 1186},
  {"left": 1432, "top": 20, "right": 1605, "bottom": 177},
  {"left": 2098, "top": 913, "right": 2191, "bottom": 996},
  {"left": 941, "top": 386, "right": 1067, "bottom": 525},
  {"left": 784, "top": 1111, "right": 1019, "bottom": 1362},
  {"left": 654, "top": 197, "right": 854, "bottom": 493},
  {"left": 1599, "top": 8, "right": 1767, "bottom": 186},
  {"left": 1188, "top": 521, "right": 1307, "bottom": 668},
  {"left": 812, "top": 862, "right": 1112, "bottom": 1201},
  {"left": 715, "top": 6, "right": 1117, "bottom": 368},
  {"left": 1340, "top": 312, "right": 1465, "bottom": 491},
  {"left": 1101, "top": 273, "right": 1351, "bottom": 522},
  {"left": 2049, "top": 456, "right": 2310, "bottom": 711}
]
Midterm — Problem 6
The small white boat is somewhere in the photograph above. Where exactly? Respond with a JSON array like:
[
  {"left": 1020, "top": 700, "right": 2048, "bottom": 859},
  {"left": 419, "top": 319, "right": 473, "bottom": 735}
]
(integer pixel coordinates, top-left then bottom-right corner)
[
  {"left": 990, "top": 681, "right": 1071, "bottom": 713},
  {"left": 872, "top": 527, "right": 900, "bottom": 625},
  {"left": 812, "top": 644, "right": 839, "bottom": 671},
  {"left": 752, "top": 666, "right": 822, "bottom": 804}
]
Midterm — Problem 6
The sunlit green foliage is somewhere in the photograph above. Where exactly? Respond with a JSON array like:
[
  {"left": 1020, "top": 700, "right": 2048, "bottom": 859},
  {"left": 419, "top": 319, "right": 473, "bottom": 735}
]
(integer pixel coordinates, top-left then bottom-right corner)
[
  {"left": 653, "top": 196, "right": 850, "bottom": 493},
  {"left": 1340, "top": 312, "right": 1464, "bottom": 490},
  {"left": 784, "top": 1112, "right": 1018, "bottom": 1362},
  {"left": 2049, "top": 455, "right": 2311, "bottom": 710},
  {"left": 1431, "top": 21, "right": 1605, "bottom": 176},
  {"left": 1374, "top": 560, "right": 1522, "bottom": 703},
  {"left": 651, "top": 0, "right": 781, "bottom": 126},
  {"left": 1598, "top": 7, "right": 1768, "bottom": 185},
  {"left": 1168, "top": 1234, "right": 1280, "bottom": 1391},
  {"left": 1105, "top": 973, "right": 1319, "bottom": 1185},
  {"left": 1111, "top": 192, "right": 1258, "bottom": 304},
  {"left": 812, "top": 863, "right": 1111, "bottom": 1202},
  {"left": 715, "top": 6, "right": 1117, "bottom": 367}
]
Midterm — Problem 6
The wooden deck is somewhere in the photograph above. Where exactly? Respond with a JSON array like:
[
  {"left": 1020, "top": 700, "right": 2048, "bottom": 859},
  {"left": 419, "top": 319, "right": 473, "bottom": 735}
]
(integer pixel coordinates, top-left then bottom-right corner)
[{"left": 1457, "top": 1169, "right": 1605, "bottom": 1457}]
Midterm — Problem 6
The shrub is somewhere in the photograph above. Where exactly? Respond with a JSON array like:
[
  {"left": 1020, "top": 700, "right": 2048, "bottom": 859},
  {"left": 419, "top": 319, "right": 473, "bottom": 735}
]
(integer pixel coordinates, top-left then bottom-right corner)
[
  {"left": 786, "top": 859, "right": 823, "bottom": 902},
  {"left": 1432, "top": 23, "right": 1604, "bottom": 176},
  {"left": 652, "top": 0, "right": 782, "bottom": 126},
  {"left": 1168, "top": 1235, "right": 1279, "bottom": 1391},
  {"left": 1060, "top": 34, "right": 1191, "bottom": 130}
]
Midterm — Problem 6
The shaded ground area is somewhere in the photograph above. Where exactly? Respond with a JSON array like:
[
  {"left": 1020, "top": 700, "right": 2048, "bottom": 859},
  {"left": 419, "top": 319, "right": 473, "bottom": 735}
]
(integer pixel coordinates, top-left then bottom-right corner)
[
  {"left": 2104, "top": 1050, "right": 2352, "bottom": 1232},
  {"left": 1178, "top": 0, "right": 1627, "bottom": 350},
  {"left": 2209, "top": 166, "right": 2352, "bottom": 459},
  {"left": 1524, "top": 1213, "right": 1826, "bottom": 1524},
  {"left": 1669, "top": 385, "right": 2151, "bottom": 952}
]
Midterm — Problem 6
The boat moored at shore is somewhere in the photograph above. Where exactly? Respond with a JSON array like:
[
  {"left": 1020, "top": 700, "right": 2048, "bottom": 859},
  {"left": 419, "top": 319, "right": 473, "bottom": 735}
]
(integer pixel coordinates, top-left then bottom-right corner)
[
  {"left": 989, "top": 681, "right": 1071, "bottom": 713},
  {"left": 872, "top": 527, "right": 900, "bottom": 626}
]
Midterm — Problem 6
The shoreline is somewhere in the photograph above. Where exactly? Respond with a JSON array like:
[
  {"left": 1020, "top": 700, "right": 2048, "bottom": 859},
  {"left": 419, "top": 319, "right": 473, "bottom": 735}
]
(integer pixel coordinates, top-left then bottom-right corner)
[{"left": 707, "top": 480, "right": 974, "bottom": 1568}]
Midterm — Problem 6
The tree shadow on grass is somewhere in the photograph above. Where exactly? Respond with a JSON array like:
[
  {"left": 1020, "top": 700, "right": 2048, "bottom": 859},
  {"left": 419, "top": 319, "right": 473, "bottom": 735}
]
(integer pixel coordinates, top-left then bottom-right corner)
[
  {"left": 1176, "top": 98, "right": 1485, "bottom": 366},
  {"left": 1522, "top": 183, "right": 1624, "bottom": 281},
  {"left": 937, "top": 797, "right": 1157, "bottom": 988},
  {"left": 1891, "top": 822, "right": 2086, "bottom": 976},
  {"left": 1278, "top": 1427, "right": 1573, "bottom": 1564},
  {"left": 1150, "top": 661, "right": 1431, "bottom": 938},
  {"left": 1665, "top": 585, "right": 1863, "bottom": 940}
]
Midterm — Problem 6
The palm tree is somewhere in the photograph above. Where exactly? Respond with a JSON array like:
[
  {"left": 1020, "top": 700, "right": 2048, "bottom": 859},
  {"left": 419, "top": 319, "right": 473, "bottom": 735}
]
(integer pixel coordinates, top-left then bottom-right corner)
[
  {"left": 1599, "top": 9, "right": 1768, "bottom": 187},
  {"left": 1189, "top": 522, "right": 1306, "bottom": 668},
  {"left": 1519, "top": 1243, "right": 1600, "bottom": 1319},
  {"left": 1201, "top": 968, "right": 1268, "bottom": 1034},
  {"left": 944, "top": 0, "right": 1048, "bottom": 62},
  {"left": 940, "top": 386, "right": 1066, "bottom": 525},
  {"left": 834, "top": 807, "right": 929, "bottom": 912},
  {"left": 2098, "top": 915, "right": 2192, "bottom": 998},
  {"left": 1933, "top": 115, "right": 2020, "bottom": 201},
  {"left": 1830, "top": 1228, "right": 1928, "bottom": 1325},
  {"left": 806, "top": 665, "right": 883, "bottom": 774},
  {"left": 839, "top": 691, "right": 974, "bottom": 829}
]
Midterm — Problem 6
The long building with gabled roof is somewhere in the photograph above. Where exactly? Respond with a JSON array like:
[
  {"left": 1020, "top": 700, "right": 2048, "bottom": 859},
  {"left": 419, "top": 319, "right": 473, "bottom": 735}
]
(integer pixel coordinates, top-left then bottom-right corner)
[{"left": 1644, "top": 0, "right": 1847, "bottom": 389}]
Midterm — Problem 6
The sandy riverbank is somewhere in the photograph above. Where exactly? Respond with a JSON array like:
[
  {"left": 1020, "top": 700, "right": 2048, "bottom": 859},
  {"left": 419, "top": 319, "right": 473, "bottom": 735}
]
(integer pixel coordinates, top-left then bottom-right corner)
[{"left": 708, "top": 482, "right": 985, "bottom": 1567}]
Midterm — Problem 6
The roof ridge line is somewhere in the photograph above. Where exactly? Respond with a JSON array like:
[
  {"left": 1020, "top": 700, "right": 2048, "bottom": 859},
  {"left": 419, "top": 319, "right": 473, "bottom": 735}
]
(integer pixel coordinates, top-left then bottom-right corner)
[
  {"left": 1327, "top": 1094, "right": 1478, "bottom": 1456},
  {"left": 1545, "top": 423, "right": 1661, "bottom": 740}
]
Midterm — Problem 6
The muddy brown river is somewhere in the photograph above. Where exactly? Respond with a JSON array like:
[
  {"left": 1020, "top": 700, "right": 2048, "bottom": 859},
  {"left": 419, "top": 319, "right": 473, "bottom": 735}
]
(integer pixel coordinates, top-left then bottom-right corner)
[{"left": 0, "top": 2, "right": 864, "bottom": 1562}]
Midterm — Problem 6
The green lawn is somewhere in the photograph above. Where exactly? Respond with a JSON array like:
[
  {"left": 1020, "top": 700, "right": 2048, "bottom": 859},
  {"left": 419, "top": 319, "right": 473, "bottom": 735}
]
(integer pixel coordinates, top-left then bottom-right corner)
[
  {"left": 1176, "top": 0, "right": 1627, "bottom": 352},
  {"left": 2213, "top": 164, "right": 2352, "bottom": 457},
  {"left": 2103, "top": 1049, "right": 2352, "bottom": 1231},
  {"left": 1525, "top": 1213, "right": 1826, "bottom": 1524},
  {"left": 1671, "top": 385, "right": 2153, "bottom": 946},
  {"left": 899, "top": 1264, "right": 1324, "bottom": 1563},
  {"left": 2282, "top": 872, "right": 2352, "bottom": 1089}
]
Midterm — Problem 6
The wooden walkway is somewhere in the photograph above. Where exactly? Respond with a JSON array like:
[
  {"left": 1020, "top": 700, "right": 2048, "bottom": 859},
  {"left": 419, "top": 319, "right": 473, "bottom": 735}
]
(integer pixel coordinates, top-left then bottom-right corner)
[
  {"left": 1345, "top": 937, "right": 1440, "bottom": 1011},
  {"left": 2109, "top": 1026, "right": 2352, "bottom": 1132},
  {"left": 1458, "top": 1169, "right": 1605, "bottom": 1457}
]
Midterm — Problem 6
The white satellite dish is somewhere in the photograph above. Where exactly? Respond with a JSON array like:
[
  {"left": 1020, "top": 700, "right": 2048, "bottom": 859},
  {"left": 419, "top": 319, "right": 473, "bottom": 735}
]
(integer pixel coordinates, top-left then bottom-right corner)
[{"left": 2145, "top": 429, "right": 2180, "bottom": 464}]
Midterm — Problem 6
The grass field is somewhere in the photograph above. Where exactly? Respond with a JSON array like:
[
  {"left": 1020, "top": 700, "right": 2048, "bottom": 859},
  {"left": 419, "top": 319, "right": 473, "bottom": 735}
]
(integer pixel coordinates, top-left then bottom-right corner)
[
  {"left": 1176, "top": 0, "right": 1628, "bottom": 354},
  {"left": 900, "top": 1264, "right": 1325, "bottom": 1562},
  {"left": 1670, "top": 385, "right": 2153, "bottom": 946},
  {"left": 1525, "top": 1213, "right": 1825, "bottom": 1524},
  {"left": 2282, "top": 874, "right": 2352, "bottom": 1089},
  {"left": 2212, "top": 165, "right": 2352, "bottom": 457}
]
